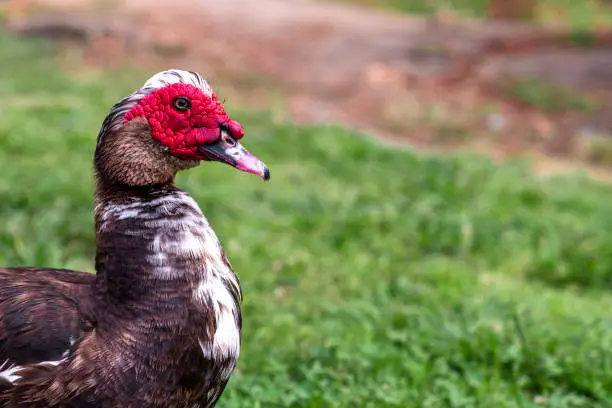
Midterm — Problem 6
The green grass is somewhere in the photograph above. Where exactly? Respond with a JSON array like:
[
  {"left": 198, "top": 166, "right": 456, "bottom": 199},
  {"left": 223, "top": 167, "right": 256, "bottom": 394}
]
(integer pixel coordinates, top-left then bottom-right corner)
[{"left": 3, "top": 35, "right": 612, "bottom": 407}]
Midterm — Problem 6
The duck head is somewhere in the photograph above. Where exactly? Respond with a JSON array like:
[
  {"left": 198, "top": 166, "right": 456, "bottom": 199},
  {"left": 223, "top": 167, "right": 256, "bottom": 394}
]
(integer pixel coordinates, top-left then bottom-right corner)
[{"left": 94, "top": 69, "right": 270, "bottom": 186}]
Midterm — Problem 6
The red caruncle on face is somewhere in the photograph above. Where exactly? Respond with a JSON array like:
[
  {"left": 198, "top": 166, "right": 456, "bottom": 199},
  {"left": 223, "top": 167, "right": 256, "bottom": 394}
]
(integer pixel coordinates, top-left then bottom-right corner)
[{"left": 123, "top": 83, "right": 244, "bottom": 160}]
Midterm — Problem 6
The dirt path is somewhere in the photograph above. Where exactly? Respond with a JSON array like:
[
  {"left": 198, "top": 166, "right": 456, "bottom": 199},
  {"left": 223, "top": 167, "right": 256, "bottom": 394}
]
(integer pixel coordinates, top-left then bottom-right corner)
[{"left": 6, "top": 0, "right": 612, "bottom": 180}]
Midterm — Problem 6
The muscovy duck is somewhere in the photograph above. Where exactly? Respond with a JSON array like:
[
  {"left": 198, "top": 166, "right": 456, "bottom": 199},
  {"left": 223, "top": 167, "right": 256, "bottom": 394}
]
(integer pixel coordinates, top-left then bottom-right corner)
[{"left": 0, "top": 69, "right": 269, "bottom": 408}]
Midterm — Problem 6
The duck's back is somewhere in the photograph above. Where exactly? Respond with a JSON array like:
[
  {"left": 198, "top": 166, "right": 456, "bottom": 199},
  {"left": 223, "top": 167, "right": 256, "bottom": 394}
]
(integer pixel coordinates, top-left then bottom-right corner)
[{"left": 0, "top": 268, "right": 94, "bottom": 376}]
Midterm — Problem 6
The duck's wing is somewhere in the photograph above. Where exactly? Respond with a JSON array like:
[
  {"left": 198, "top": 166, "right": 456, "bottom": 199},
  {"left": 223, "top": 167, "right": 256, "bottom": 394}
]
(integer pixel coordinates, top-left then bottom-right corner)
[{"left": 0, "top": 268, "right": 95, "bottom": 381}]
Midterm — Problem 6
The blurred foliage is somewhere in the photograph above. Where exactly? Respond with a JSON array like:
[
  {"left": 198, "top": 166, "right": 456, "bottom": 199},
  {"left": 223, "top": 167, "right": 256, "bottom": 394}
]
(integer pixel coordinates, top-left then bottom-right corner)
[
  {"left": 581, "top": 136, "right": 612, "bottom": 167},
  {"left": 2, "top": 34, "right": 612, "bottom": 407},
  {"left": 503, "top": 76, "right": 601, "bottom": 113},
  {"left": 332, "top": 0, "right": 612, "bottom": 28},
  {"left": 329, "top": 0, "right": 488, "bottom": 16}
]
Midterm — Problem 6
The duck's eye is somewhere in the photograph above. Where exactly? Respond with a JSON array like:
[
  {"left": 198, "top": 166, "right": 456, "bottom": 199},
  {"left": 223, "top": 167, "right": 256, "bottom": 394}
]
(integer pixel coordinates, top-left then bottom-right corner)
[{"left": 172, "top": 96, "right": 191, "bottom": 112}]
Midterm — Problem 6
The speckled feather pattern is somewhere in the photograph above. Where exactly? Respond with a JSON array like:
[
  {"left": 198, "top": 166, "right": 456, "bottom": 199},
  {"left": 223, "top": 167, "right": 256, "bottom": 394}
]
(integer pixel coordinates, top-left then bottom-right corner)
[{"left": 0, "top": 186, "right": 243, "bottom": 408}]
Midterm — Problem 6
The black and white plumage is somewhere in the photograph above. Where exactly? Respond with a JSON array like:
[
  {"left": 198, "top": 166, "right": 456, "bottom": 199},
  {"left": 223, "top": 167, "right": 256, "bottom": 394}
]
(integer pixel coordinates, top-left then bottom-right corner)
[{"left": 0, "top": 69, "right": 269, "bottom": 407}]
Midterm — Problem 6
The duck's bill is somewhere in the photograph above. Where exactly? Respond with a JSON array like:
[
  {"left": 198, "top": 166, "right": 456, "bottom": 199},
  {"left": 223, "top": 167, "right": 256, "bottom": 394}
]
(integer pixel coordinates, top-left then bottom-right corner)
[{"left": 199, "top": 136, "right": 270, "bottom": 181}]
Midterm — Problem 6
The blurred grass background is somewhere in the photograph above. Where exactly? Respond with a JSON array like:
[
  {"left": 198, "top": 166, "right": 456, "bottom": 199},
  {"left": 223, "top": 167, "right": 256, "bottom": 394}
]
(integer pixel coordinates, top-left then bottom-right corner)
[{"left": 2, "top": 29, "right": 612, "bottom": 407}]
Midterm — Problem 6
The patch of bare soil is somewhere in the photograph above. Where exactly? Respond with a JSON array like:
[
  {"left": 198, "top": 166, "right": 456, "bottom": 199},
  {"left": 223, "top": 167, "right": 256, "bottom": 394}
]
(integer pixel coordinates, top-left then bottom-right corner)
[{"left": 5, "top": 0, "right": 612, "bottom": 180}]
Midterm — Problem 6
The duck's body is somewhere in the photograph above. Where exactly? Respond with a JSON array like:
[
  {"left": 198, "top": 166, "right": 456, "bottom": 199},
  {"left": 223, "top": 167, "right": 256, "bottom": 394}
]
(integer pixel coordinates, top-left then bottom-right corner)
[{"left": 0, "top": 70, "right": 269, "bottom": 407}]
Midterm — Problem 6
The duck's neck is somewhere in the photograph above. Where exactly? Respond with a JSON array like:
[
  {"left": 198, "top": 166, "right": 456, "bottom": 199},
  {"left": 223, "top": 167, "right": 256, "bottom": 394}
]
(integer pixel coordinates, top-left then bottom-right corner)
[{"left": 92, "top": 180, "right": 242, "bottom": 312}]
